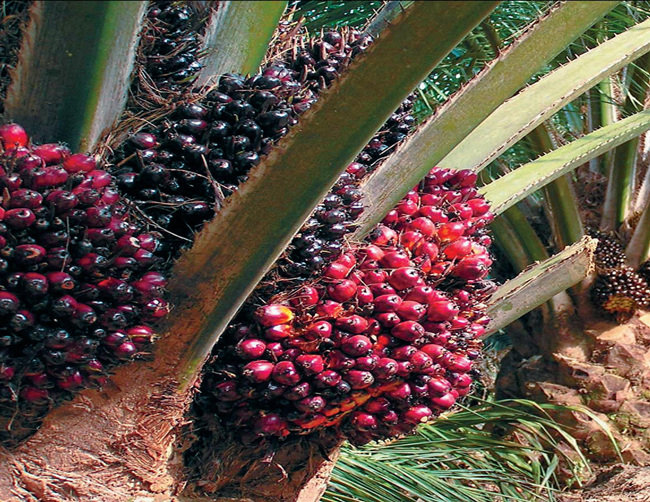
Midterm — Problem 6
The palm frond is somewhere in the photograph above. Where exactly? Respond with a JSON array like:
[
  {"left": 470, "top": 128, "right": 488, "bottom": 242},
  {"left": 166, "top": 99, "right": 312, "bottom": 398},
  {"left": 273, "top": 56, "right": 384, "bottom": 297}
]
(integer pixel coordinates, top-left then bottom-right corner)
[{"left": 324, "top": 400, "right": 602, "bottom": 502}]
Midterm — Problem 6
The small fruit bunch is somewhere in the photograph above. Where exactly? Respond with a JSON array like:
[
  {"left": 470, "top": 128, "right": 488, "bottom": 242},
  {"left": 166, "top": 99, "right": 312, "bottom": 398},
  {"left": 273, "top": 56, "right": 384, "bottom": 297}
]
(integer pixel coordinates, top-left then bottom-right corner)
[{"left": 204, "top": 166, "right": 494, "bottom": 445}]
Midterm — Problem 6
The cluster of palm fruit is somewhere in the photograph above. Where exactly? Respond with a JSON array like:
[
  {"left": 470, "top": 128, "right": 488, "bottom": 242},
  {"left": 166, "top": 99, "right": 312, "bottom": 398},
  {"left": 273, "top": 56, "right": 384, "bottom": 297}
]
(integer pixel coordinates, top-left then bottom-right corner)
[
  {"left": 589, "top": 229, "right": 650, "bottom": 321},
  {"left": 0, "top": 123, "right": 168, "bottom": 438},
  {"left": 111, "top": 28, "right": 414, "bottom": 269},
  {"left": 199, "top": 167, "right": 494, "bottom": 445},
  {"left": 137, "top": 1, "right": 207, "bottom": 97}
]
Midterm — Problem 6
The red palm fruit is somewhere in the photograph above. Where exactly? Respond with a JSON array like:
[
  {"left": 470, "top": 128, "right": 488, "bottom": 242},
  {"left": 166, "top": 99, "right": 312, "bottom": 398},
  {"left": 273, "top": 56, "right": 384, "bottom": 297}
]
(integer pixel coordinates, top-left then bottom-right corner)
[
  {"left": 346, "top": 162, "right": 366, "bottom": 178},
  {"left": 427, "top": 377, "right": 452, "bottom": 395},
  {"left": 272, "top": 361, "right": 300, "bottom": 386},
  {"left": 408, "top": 216, "right": 435, "bottom": 237},
  {"left": 127, "top": 325, "right": 156, "bottom": 345},
  {"left": 388, "top": 267, "right": 420, "bottom": 290},
  {"left": 420, "top": 344, "right": 445, "bottom": 361},
  {"left": 365, "top": 397, "right": 391, "bottom": 414},
  {"left": 296, "top": 354, "right": 324, "bottom": 374},
  {"left": 284, "top": 382, "right": 311, "bottom": 400},
  {"left": 359, "top": 244, "right": 385, "bottom": 261},
  {"left": 28, "top": 166, "right": 69, "bottom": 188},
  {"left": 386, "top": 382, "right": 411, "bottom": 401},
  {"left": 409, "top": 351, "right": 433, "bottom": 371},
  {"left": 265, "top": 342, "right": 283, "bottom": 359},
  {"left": 143, "top": 297, "right": 170, "bottom": 318},
  {"left": 430, "top": 392, "right": 456, "bottom": 410},
  {"left": 5, "top": 208, "right": 35, "bottom": 229},
  {"left": 419, "top": 205, "right": 448, "bottom": 223},
  {"left": 444, "top": 353, "right": 472, "bottom": 372},
  {"left": 369, "top": 283, "right": 396, "bottom": 297},
  {"left": 467, "top": 197, "right": 491, "bottom": 216},
  {"left": 380, "top": 250, "right": 411, "bottom": 268},
  {"left": 358, "top": 259, "right": 379, "bottom": 271},
  {"left": 264, "top": 324, "right": 293, "bottom": 341},
  {"left": 63, "top": 153, "right": 95, "bottom": 173},
  {"left": 382, "top": 209, "right": 399, "bottom": 224},
  {"left": 396, "top": 199, "right": 418, "bottom": 215},
  {"left": 9, "top": 189, "right": 43, "bottom": 208},
  {"left": 295, "top": 395, "right": 326, "bottom": 413},
  {"left": 0, "top": 364, "right": 14, "bottom": 380},
  {"left": 381, "top": 410, "right": 400, "bottom": 425},
  {"left": 236, "top": 338, "right": 267, "bottom": 359},
  {"left": 413, "top": 240, "right": 439, "bottom": 260},
  {"left": 115, "top": 341, "right": 137, "bottom": 359},
  {"left": 451, "top": 255, "right": 490, "bottom": 280},
  {"left": 354, "top": 354, "right": 378, "bottom": 370},
  {"left": 396, "top": 360, "right": 414, "bottom": 377},
  {"left": 438, "top": 222, "right": 465, "bottom": 242},
  {"left": 403, "top": 405, "right": 433, "bottom": 424},
  {"left": 28, "top": 372, "right": 49, "bottom": 387},
  {"left": 373, "top": 358, "right": 398, "bottom": 379},
  {"left": 32, "top": 143, "right": 70, "bottom": 163},
  {"left": 350, "top": 411, "right": 378, "bottom": 430},
  {"left": 391, "top": 321, "right": 425, "bottom": 342},
  {"left": 443, "top": 237, "right": 472, "bottom": 259},
  {"left": 369, "top": 225, "right": 398, "bottom": 246},
  {"left": 57, "top": 369, "right": 84, "bottom": 390},
  {"left": 335, "top": 315, "right": 369, "bottom": 334},
  {"left": 315, "top": 300, "right": 344, "bottom": 318},
  {"left": 341, "top": 335, "right": 372, "bottom": 356},
  {"left": 289, "top": 286, "right": 320, "bottom": 308},
  {"left": 376, "top": 312, "right": 401, "bottom": 328},
  {"left": 304, "top": 320, "right": 332, "bottom": 339},
  {"left": 116, "top": 235, "right": 140, "bottom": 255},
  {"left": 392, "top": 345, "right": 417, "bottom": 360},
  {"left": 314, "top": 369, "right": 342, "bottom": 387},
  {"left": 253, "top": 413, "right": 289, "bottom": 436},
  {"left": 453, "top": 373, "right": 473, "bottom": 388},
  {"left": 0, "top": 123, "right": 28, "bottom": 147},
  {"left": 400, "top": 230, "right": 424, "bottom": 250},
  {"left": 402, "top": 286, "right": 432, "bottom": 305},
  {"left": 337, "top": 252, "right": 356, "bottom": 268},
  {"left": 327, "top": 350, "right": 355, "bottom": 370},
  {"left": 395, "top": 300, "right": 427, "bottom": 321},
  {"left": 21, "top": 387, "right": 49, "bottom": 404},
  {"left": 323, "top": 262, "right": 350, "bottom": 279},
  {"left": 256, "top": 304, "right": 294, "bottom": 327},
  {"left": 22, "top": 272, "right": 48, "bottom": 295},
  {"left": 243, "top": 360, "right": 274, "bottom": 383},
  {"left": 14, "top": 244, "right": 47, "bottom": 265},
  {"left": 364, "top": 269, "right": 387, "bottom": 284},
  {"left": 327, "top": 279, "right": 357, "bottom": 302},
  {"left": 356, "top": 286, "right": 373, "bottom": 305},
  {"left": 347, "top": 370, "right": 374, "bottom": 389},
  {"left": 427, "top": 300, "right": 459, "bottom": 322},
  {"left": 449, "top": 316, "right": 469, "bottom": 331},
  {"left": 373, "top": 294, "right": 402, "bottom": 313},
  {"left": 46, "top": 190, "right": 78, "bottom": 211}
]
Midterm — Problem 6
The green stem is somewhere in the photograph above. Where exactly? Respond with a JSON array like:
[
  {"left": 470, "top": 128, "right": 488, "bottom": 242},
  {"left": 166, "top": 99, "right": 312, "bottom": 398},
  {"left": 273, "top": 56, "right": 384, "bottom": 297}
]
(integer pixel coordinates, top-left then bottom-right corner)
[
  {"left": 601, "top": 136, "right": 638, "bottom": 231},
  {"left": 625, "top": 197, "right": 650, "bottom": 268},
  {"left": 528, "top": 125, "right": 584, "bottom": 249}
]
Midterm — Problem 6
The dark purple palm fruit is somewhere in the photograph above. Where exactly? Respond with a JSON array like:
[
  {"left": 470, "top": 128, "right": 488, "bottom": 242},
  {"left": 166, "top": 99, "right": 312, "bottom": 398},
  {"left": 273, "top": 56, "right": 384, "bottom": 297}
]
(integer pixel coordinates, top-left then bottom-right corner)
[
  {"left": 0, "top": 124, "right": 169, "bottom": 443},
  {"left": 110, "top": 28, "right": 416, "bottom": 278},
  {"left": 133, "top": 2, "right": 209, "bottom": 98},
  {"left": 588, "top": 228, "right": 626, "bottom": 271},
  {"left": 199, "top": 166, "right": 493, "bottom": 445},
  {"left": 591, "top": 266, "right": 650, "bottom": 322}
]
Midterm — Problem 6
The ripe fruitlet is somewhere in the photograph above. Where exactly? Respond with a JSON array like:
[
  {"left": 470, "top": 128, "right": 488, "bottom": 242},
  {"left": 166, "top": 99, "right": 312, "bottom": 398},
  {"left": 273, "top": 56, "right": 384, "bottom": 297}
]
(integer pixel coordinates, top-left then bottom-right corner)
[{"left": 256, "top": 304, "right": 294, "bottom": 327}]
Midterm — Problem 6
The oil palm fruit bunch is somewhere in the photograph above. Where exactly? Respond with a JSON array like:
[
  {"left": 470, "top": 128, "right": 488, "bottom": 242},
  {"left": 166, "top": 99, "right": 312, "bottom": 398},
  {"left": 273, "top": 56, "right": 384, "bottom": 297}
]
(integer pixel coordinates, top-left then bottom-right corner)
[
  {"left": 199, "top": 166, "right": 493, "bottom": 445},
  {"left": 111, "top": 28, "right": 415, "bottom": 270},
  {"left": 587, "top": 228, "right": 650, "bottom": 321},
  {"left": 0, "top": 123, "right": 169, "bottom": 437},
  {"left": 137, "top": 1, "right": 206, "bottom": 96}
]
